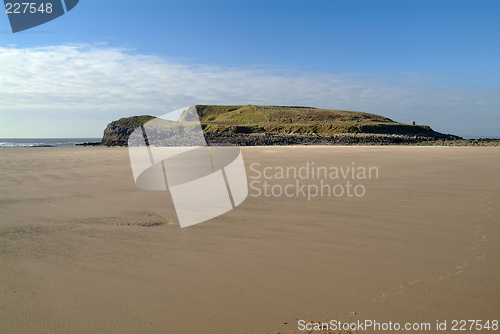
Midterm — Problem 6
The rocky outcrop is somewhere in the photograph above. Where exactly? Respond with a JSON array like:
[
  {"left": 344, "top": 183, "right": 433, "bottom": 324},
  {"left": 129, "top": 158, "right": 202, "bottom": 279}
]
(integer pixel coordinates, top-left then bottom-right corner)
[
  {"left": 99, "top": 105, "right": 467, "bottom": 147},
  {"left": 101, "top": 115, "right": 155, "bottom": 146}
]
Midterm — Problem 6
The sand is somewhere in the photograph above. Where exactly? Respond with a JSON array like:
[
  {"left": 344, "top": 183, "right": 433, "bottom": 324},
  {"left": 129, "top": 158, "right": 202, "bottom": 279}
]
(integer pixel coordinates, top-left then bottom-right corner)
[{"left": 1, "top": 146, "right": 499, "bottom": 333}]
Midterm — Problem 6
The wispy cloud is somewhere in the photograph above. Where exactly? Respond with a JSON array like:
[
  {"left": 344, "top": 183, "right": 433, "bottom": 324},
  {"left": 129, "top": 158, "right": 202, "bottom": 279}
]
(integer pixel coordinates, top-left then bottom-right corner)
[{"left": 1, "top": 44, "right": 498, "bottom": 137}]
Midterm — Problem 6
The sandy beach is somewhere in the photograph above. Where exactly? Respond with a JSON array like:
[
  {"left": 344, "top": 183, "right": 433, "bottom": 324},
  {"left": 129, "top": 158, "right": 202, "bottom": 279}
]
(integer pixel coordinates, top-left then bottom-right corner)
[{"left": 1, "top": 146, "right": 499, "bottom": 333}]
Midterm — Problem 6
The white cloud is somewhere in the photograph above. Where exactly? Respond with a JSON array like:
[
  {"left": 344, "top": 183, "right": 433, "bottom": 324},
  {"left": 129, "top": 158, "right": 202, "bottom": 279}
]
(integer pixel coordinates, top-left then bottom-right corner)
[{"left": 1, "top": 44, "right": 499, "bottom": 137}]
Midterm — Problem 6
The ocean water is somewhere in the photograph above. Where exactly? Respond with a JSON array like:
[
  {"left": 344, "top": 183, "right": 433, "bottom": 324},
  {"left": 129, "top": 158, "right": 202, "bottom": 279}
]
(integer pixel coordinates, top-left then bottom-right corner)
[{"left": 0, "top": 138, "right": 102, "bottom": 148}]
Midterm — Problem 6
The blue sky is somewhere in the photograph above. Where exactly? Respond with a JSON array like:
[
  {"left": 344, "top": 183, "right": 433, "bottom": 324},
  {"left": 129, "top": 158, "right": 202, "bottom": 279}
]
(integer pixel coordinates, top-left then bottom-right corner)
[{"left": 1, "top": 0, "right": 499, "bottom": 138}]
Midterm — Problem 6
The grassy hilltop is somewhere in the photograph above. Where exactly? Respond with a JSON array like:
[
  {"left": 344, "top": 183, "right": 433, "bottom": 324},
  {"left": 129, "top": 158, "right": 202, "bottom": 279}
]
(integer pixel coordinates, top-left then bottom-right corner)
[{"left": 195, "top": 105, "right": 442, "bottom": 136}]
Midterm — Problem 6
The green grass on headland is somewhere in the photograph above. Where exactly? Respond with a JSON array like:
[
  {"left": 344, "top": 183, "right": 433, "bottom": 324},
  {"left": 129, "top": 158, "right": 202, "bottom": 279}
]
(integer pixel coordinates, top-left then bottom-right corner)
[
  {"left": 195, "top": 105, "right": 447, "bottom": 137},
  {"left": 100, "top": 105, "right": 464, "bottom": 146}
]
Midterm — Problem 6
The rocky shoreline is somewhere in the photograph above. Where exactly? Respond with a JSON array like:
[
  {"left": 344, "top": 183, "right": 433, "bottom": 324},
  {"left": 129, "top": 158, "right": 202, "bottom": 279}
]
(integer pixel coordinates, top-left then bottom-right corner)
[
  {"left": 91, "top": 132, "right": 500, "bottom": 147},
  {"left": 203, "top": 132, "right": 499, "bottom": 146},
  {"left": 75, "top": 142, "right": 102, "bottom": 146}
]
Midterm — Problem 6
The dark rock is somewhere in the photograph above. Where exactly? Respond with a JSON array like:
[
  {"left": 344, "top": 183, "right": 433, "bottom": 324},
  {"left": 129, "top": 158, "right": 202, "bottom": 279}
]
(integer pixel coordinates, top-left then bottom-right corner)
[{"left": 101, "top": 115, "right": 155, "bottom": 146}]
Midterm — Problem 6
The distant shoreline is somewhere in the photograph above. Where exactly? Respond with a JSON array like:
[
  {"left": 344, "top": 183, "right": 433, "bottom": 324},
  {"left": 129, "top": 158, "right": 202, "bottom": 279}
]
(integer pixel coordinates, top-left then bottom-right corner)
[{"left": 0, "top": 138, "right": 101, "bottom": 148}]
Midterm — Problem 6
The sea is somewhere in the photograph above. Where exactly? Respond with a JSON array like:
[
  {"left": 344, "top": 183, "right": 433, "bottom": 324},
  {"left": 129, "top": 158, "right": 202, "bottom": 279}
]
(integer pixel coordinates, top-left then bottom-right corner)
[{"left": 0, "top": 138, "right": 102, "bottom": 148}]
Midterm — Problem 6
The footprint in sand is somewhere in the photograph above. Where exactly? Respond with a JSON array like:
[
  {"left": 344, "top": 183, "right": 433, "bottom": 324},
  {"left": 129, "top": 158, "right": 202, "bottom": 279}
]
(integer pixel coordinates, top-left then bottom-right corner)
[
  {"left": 439, "top": 273, "right": 452, "bottom": 280},
  {"left": 374, "top": 293, "right": 389, "bottom": 302},
  {"left": 375, "top": 189, "right": 491, "bottom": 305},
  {"left": 407, "top": 280, "right": 420, "bottom": 286},
  {"left": 374, "top": 279, "right": 421, "bottom": 302}
]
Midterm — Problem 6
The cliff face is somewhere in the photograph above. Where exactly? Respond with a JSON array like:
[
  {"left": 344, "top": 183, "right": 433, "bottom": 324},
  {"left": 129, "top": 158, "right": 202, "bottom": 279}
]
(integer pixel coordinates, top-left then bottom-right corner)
[{"left": 101, "top": 115, "right": 155, "bottom": 146}]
